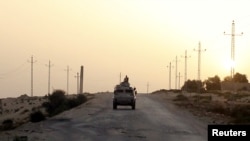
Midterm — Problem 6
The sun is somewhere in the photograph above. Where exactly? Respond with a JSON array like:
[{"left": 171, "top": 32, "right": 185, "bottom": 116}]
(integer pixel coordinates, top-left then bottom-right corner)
[{"left": 224, "top": 59, "right": 235, "bottom": 70}]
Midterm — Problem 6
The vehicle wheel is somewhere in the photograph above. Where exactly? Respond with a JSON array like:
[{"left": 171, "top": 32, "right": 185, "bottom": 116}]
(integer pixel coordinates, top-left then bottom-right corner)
[
  {"left": 113, "top": 103, "right": 117, "bottom": 110},
  {"left": 132, "top": 103, "right": 136, "bottom": 110}
]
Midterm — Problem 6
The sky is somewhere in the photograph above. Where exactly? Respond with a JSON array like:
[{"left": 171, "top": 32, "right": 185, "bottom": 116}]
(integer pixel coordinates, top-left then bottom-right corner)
[{"left": 1, "top": 0, "right": 250, "bottom": 98}]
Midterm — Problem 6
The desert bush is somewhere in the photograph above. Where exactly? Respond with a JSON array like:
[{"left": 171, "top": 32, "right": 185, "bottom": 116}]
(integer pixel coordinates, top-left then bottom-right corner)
[
  {"left": 191, "top": 95, "right": 212, "bottom": 103},
  {"left": 230, "top": 105, "right": 250, "bottom": 124},
  {"left": 30, "top": 110, "right": 46, "bottom": 122},
  {"left": 199, "top": 96, "right": 212, "bottom": 103},
  {"left": 68, "top": 98, "right": 80, "bottom": 108},
  {"left": 68, "top": 94, "right": 87, "bottom": 108},
  {"left": 76, "top": 94, "right": 88, "bottom": 104},
  {"left": 207, "top": 102, "right": 229, "bottom": 115},
  {"left": 43, "top": 90, "right": 67, "bottom": 116},
  {"left": 48, "top": 90, "right": 67, "bottom": 107},
  {"left": 2, "top": 119, "right": 14, "bottom": 130},
  {"left": 173, "top": 94, "right": 188, "bottom": 101},
  {"left": 220, "top": 93, "right": 250, "bottom": 101},
  {"left": 43, "top": 90, "right": 88, "bottom": 117}
]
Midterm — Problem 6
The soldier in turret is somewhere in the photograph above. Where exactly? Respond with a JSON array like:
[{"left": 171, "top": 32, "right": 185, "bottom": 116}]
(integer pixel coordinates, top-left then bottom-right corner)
[
  {"left": 124, "top": 75, "right": 129, "bottom": 83},
  {"left": 121, "top": 75, "right": 130, "bottom": 87}
]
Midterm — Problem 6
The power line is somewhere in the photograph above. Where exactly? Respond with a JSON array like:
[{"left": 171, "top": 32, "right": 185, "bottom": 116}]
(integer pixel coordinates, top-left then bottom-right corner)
[
  {"left": 194, "top": 42, "right": 206, "bottom": 80},
  {"left": 0, "top": 62, "right": 27, "bottom": 76},
  {"left": 224, "top": 20, "right": 243, "bottom": 79},
  {"left": 0, "top": 63, "right": 29, "bottom": 79}
]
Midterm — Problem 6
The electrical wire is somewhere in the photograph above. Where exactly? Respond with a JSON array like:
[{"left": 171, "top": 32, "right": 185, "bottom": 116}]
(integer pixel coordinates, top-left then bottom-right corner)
[{"left": 0, "top": 62, "right": 29, "bottom": 78}]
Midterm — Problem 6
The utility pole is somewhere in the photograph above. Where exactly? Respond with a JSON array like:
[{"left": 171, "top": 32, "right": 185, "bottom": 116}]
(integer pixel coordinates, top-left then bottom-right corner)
[
  {"left": 178, "top": 72, "right": 182, "bottom": 90},
  {"left": 173, "top": 56, "right": 180, "bottom": 89},
  {"left": 167, "top": 62, "right": 174, "bottom": 90},
  {"left": 194, "top": 42, "right": 206, "bottom": 80},
  {"left": 28, "top": 55, "right": 36, "bottom": 97},
  {"left": 75, "top": 72, "right": 80, "bottom": 94},
  {"left": 65, "top": 66, "right": 71, "bottom": 95},
  {"left": 80, "top": 66, "right": 84, "bottom": 94},
  {"left": 181, "top": 50, "right": 191, "bottom": 83},
  {"left": 224, "top": 20, "right": 243, "bottom": 79},
  {"left": 46, "top": 60, "right": 53, "bottom": 94}
]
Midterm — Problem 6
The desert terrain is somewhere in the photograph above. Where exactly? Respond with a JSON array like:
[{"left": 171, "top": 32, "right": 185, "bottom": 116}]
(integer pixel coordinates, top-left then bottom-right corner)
[
  {"left": 0, "top": 91, "right": 250, "bottom": 141},
  {"left": 0, "top": 92, "right": 207, "bottom": 141}
]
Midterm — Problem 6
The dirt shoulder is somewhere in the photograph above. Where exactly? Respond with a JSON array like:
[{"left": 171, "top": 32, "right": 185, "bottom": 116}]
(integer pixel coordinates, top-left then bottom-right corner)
[{"left": 150, "top": 91, "right": 250, "bottom": 125}]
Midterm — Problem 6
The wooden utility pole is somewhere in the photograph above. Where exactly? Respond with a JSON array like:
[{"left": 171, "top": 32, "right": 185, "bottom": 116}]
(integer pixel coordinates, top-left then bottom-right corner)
[
  {"left": 80, "top": 66, "right": 84, "bottom": 94},
  {"left": 174, "top": 56, "right": 180, "bottom": 89},
  {"left": 46, "top": 60, "right": 53, "bottom": 94},
  {"left": 28, "top": 55, "right": 36, "bottom": 97},
  {"left": 167, "top": 62, "right": 174, "bottom": 90},
  {"left": 75, "top": 72, "right": 80, "bottom": 94},
  {"left": 65, "top": 66, "right": 71, "bottom": 95}
]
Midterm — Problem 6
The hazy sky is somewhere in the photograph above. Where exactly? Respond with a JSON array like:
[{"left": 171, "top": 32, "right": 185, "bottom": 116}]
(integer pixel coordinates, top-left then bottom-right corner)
[{"left": 1, "top": 0, "right": 250, "bottom": 98}]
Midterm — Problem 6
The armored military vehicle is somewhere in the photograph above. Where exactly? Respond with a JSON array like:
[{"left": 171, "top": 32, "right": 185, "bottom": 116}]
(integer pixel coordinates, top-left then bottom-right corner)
[{"left": 113, "top": 75, "right": 137, "bottom": 110}]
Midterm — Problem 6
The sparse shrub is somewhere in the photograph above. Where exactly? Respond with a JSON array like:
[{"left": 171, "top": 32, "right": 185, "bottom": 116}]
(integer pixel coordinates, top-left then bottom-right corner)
[
  {"left": 77, "top": 94, "right": 88, "bottom": 104},
  {"left": 43, "top": 90, "right": 68, "bottom": 116},
  {"left": 230, "top": 105, "right": 250, "bottom": 124},
  {"left": 191, "top": 95, "right": 212, "bottom": 103},
  {"left": 42, "top": 90, "right": 88, "bottom": 117},
  {"left": 2, "top": 119, "right": 14, "bottom": 130},
  {"left": 207, "top": 102, "right": 228, "bottom": 115},
  {"left": 199, "top": 96, "right": 212, "bottom": 103},
  {"left": 68, "top": 94, "right": 87, "bottom": 108},
  {"left": 174, "top": 94, "right": 188, "bottom": 101},
  {"left": 49, "top": 90, "right": 67, "bottom": 107},
  {"left": 30, "top": 110, "right": 46, "bottom": 122},
  {"left": 68, "top": 98, "right": 79, "bottom": 108}
]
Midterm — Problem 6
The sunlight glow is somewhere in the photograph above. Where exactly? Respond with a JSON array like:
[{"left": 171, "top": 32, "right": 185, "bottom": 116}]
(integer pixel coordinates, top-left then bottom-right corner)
[{"left": 224, "top": 59, "right": 236, "bottom": 70}]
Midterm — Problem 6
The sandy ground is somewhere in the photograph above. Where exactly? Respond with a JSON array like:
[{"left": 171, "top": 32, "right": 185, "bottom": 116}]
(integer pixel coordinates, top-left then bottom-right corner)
[
  {"left": 0, "top": 93, "right": 207, "bottom": 141},
  {"left": 2, "top": 91, "right": 249, "bottom": 141},
  {"left": 150, "top": 92, "right": 229, "bottom": 124},
  {"left": 151, "top": 91, "right": 250, "bottom": 125}
]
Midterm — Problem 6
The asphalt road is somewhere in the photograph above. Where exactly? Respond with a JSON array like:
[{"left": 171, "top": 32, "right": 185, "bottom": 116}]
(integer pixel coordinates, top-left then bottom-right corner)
[{"left": 6, "top": 93, "right": 208, "bottom": 141}]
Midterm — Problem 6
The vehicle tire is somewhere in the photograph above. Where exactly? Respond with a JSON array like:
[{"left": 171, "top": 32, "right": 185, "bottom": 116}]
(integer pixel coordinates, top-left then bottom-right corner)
[
  {"left": 132, "top": 103, "right": 136, "bottom": 110},
  {"left": 113, "top": 102, "right": 117, "bottom": 110}
]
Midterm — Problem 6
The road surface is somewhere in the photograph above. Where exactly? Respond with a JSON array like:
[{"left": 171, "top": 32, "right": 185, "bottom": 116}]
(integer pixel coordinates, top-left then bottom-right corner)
[{"left": 4, "top": 93, "right": 208, "bottom": 141}]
